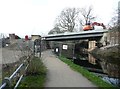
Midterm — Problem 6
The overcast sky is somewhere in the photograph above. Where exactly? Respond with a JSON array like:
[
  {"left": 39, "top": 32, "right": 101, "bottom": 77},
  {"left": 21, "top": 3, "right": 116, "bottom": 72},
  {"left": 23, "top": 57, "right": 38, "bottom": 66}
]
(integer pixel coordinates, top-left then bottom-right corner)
[{"left": 0, "top": 0, "right": 119, "bottom": 37}]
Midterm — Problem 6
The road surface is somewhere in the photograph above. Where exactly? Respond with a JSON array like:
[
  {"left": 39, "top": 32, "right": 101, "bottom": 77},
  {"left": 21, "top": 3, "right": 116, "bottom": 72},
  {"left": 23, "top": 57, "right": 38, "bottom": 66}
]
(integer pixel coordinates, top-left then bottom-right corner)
[{"left": 41, "top": 50, "right": 97, "bottom": 87}]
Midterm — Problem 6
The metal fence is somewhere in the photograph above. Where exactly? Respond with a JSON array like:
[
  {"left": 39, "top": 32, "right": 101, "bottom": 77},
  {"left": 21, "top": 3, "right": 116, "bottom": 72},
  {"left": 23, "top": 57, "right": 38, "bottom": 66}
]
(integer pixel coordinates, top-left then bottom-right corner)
[
  {"left": 0, "top": 38, "right": 34, "bottom": 89},
  {"left": 0, "top": 55, "right": 32, "bottom": 89},
  {"left": 0, "top": 36, "right": 42, "bottom": 89}
]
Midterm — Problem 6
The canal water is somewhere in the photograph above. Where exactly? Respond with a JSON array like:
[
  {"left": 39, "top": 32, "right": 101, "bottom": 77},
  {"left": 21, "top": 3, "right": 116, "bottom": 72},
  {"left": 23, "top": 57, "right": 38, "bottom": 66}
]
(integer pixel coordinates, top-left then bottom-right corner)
[{"left": 73, "top": 50, "right": 120, "bottom": 87}]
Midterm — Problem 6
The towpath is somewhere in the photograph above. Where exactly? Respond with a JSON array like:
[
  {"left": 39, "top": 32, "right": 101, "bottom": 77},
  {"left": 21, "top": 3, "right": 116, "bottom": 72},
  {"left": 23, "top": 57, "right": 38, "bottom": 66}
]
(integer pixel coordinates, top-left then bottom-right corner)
[{"left": 41, "top": 50, "right": 97, "bottom": 88}]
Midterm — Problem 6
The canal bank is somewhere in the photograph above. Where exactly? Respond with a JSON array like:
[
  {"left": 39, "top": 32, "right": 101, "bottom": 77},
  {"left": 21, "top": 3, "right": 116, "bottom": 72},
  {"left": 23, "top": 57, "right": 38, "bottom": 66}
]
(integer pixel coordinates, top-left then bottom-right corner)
[
  {"left": 89, "top": 46, "right": 120, "bottom": 87},
  {"left": 59, "top": 56, "right": 115, "bottom": 88},
  {"left": 90, "top": 46, "right": 120, "bottom": 61}
]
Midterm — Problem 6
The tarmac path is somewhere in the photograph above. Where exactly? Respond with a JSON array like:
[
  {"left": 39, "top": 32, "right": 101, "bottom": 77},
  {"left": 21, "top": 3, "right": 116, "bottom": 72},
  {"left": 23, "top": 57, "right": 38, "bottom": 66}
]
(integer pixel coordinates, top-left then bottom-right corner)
[{"left": 41, "top": 50, "right": 97, "bottom": 87}]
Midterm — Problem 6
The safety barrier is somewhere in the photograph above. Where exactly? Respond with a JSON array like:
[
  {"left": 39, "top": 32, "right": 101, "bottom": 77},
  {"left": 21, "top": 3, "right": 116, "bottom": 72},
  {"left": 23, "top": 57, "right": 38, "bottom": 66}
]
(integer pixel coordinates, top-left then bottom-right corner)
[
  {"left": 0, "top": 57, "right": 30, "bottom": 89},
  {"left": 0, "top": 40, "right": 39, "bottom": 89}
]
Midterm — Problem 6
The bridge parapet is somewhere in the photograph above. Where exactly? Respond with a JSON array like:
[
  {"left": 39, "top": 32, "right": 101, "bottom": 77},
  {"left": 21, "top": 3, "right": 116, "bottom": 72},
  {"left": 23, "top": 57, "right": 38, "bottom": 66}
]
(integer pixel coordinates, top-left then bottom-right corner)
[{"left": 44, "top": 29, "right": 108, "bottom": 41}]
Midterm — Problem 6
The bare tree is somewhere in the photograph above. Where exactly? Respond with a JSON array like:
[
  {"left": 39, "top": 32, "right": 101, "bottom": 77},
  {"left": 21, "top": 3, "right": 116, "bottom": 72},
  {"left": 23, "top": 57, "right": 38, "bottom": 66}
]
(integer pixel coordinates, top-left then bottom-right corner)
[
  {"left": 48, "top": 29, "right": 55, "bottom": 35},
  {"left": 108, "top": 9, "right": 119, "bottom": 29},
  {"left": 52, "top": 6, "right": 96, "bottom": 33},
  {"left": 56, "top": 8, "right": 80, "bottom": 32},
  {"left": 48, "top": 24, "right": 63, "bottom": 35},
  {"left": 79, "top": 6, "right": 96, "bottom": 26}
]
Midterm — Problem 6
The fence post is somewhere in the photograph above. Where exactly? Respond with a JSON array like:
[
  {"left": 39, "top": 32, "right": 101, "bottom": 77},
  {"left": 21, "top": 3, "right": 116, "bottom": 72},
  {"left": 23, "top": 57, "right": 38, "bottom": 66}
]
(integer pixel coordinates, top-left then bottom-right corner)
[
  {"left": 34, "top": 39, "right": 41, "bottom": 57},
  {"left": 3, "top": 77, "right": 11, "bottom": 88}
]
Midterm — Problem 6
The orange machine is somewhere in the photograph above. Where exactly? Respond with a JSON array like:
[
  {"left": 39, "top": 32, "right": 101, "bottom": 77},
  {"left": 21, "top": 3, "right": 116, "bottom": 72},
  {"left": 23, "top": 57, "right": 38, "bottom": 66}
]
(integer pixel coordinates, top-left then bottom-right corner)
[{"left": 83, "top": 22, "right": 106, "bottom": 31}]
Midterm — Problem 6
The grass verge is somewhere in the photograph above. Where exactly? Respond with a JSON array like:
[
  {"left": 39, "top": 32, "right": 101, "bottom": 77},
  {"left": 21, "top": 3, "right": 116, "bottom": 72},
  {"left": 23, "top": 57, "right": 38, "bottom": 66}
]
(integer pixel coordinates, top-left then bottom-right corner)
[
  {"left": 59, "top": 56, "right": 118, "bottom": 89},
  {"left": 19, "top": 57, "right": 46, "bottom": 88},
  {"left": 19, "top": 74, "right": 46, "bottom": 88}
]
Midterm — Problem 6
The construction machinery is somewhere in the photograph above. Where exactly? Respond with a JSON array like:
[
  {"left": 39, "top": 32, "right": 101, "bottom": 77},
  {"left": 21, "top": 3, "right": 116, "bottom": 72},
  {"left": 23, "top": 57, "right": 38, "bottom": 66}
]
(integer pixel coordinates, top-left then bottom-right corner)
[{"left": 83, "top": 22, "right": 106, "bottom": 31}]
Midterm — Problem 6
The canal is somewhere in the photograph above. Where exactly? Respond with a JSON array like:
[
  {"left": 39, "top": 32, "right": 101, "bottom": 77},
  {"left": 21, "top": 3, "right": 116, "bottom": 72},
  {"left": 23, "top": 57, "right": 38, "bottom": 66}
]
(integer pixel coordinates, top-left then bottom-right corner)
[{"left": 73, "top": 47, "right": 120, "bottom": 87}]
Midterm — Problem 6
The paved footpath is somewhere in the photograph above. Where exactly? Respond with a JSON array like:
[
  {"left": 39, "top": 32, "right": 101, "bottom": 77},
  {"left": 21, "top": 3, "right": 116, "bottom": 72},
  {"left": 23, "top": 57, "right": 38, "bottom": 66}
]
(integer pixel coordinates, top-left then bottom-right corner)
[{"left": 41, "top": 50, "right": 97, "bottom": 88}]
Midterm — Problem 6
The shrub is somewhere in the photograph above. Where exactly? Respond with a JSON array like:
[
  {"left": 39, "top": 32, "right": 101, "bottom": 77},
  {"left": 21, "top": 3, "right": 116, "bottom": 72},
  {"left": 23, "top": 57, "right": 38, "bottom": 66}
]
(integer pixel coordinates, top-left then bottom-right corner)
[
  {"left": 19, "top": 56, "right": 46, "bottom": 87},
  {"left": 26, "top": 57, "right": 46, "bottom": 75}
]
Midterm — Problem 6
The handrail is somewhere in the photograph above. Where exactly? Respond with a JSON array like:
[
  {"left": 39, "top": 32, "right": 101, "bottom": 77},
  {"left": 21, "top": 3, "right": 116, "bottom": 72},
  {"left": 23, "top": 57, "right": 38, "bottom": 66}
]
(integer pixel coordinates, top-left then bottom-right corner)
[
  {"left": 14, "top": 75, "right": 23, "bottom": 89},
  {"left": 9, "top": 63, "right": 23, "bottom": 80},
  {"left": 0, "top": 57, "right": 30, "bottom": 89},
  {"left": 0, "top": 83, "right": 6, "bottom": 89},
  {"left": 0, "top": 40, "right": 36, "bottom": 89}
]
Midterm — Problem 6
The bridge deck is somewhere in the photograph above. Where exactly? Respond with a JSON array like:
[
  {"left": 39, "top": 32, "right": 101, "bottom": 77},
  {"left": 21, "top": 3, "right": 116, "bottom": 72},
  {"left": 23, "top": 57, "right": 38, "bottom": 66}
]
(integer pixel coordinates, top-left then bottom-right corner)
[{"left": 44, "top": 29, "right": 108, "bottom": 41}]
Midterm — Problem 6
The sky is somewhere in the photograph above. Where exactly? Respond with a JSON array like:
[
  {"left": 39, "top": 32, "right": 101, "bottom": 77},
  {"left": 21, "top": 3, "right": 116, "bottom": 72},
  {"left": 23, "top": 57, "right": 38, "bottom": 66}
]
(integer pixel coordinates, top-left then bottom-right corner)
[{"left": 0, "top": 0, "right": 119, "bottom": 37}]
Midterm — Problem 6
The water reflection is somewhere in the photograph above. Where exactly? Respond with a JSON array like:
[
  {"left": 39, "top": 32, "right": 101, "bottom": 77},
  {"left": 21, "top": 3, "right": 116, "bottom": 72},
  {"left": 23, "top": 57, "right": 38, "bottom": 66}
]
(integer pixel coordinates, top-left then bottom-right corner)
[
  {"left": 74, "top": 51, "right": 120, "bottom": 87},
  {"left": 88, "top": 53, "right": 96, "bottom": 65}
]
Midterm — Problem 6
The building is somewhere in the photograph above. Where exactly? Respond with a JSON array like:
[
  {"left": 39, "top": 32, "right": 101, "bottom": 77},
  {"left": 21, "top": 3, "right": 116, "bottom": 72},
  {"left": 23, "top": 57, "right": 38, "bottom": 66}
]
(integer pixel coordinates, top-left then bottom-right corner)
[
  {"left": 108, "top": 30, "right": 119, "bottom": 46},
  {"left": 9, "top": 33, "right": 21, "bottom": 44},
  {"left": 31, "top": 35, "right": 41, "bottom": 41},
  {"left": 9, "top": 33, "right": 16, "bottom": 44}
]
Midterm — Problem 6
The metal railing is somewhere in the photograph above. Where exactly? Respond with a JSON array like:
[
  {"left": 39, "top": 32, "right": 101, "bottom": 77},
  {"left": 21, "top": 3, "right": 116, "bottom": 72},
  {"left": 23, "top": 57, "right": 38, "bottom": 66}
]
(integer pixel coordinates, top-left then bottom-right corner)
[
  {"left": 0, "top": 57, "right": 30, "bottom": 89},
  {"left": 0, "top": 40, "right": 39, "bottom": 89}
]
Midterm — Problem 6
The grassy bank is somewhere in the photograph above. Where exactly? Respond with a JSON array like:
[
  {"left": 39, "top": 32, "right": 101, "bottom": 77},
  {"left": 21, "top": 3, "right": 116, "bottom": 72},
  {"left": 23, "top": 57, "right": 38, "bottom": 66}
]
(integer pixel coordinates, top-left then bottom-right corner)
[
  {"left": 59, "top": 56, "right": 118, "bottom": 89},
  {"left": 19, "top": 75, "right": 46, "bottom": 88},
  {"left": 19, "top": 57, "right": 47, "bottom": 88}
]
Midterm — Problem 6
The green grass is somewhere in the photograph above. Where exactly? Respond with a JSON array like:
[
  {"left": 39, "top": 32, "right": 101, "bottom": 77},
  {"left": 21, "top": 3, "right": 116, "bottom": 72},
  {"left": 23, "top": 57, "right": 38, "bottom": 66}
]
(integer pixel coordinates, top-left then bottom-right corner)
[
  {"left": 19, "top": 57, "right": 47, "bottom": 88},
  {"left": 59, "top": 56, "right": 118, "bottom": 89},
  {"left": 19, "top": 74, "right": 46, "bottom": 88}
]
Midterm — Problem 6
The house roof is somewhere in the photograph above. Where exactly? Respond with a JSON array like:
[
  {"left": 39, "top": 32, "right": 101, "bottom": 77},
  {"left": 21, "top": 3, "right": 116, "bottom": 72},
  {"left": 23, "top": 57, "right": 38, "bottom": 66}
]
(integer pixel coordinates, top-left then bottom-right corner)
[{"left": 31, "top": 35, "right": 41, "bottom": 37}]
